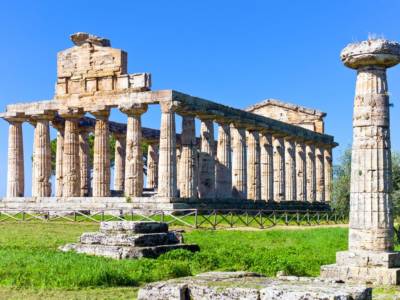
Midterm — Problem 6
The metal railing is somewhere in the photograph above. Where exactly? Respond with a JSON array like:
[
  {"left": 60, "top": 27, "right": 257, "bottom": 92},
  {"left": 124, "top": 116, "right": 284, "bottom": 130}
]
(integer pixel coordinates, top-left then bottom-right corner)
[{"left": 0, "top": 209, "right": 348, "bottom": 229}]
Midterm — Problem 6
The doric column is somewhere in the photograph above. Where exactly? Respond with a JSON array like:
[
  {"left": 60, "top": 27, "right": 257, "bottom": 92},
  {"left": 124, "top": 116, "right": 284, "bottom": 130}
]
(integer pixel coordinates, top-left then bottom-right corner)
[
  {"left": 295, "top": 140, "right": 307, "bottom": 201},
  {"left": 315, "top": 145, "right": 325, "bottom": 202},
  {"left": 260, "top": 132, "right": 273, "bottom": 201},
  {"left": 305, "top": 143, "right": 316, "bottom": 202},
  {"left": 121, "top": 104, "right": 147, "bottom": 197},
  {"left": 215, "top": 122, "right": 232, "bottom": 198},
  {"left": 176, "top": 146, "right": 181, "bottom": 193},
  {"left": 179, "top": 115, "right": 197, "bottom": 198},
  {"left": 60, "top": 110, "right": 83, "bottom": 197},
  {"left": 113, "top": 133, "right": 126, "bottom": 193},
  {"left": 273, "top": 135, "right": 285, "bottom": 201},
  {"left": 231, "top": 125, "right": 247, "bottom": 199},
  {"left": 157, "top": 101, "right": 178, "bottom": 197},
  {"left": 198, "top": 117, "right": 215, "bottom": 199},
  {"left": 6, "top": 116, "right": 24, "bottom": 197},
  {"left": 284, "top": 138, "right": 296, "bottom": 201},
  {"left": 146, "top": 143, "right": 159, "bottom": 189},
  {"left": 79, "top": 128, "right": 91, "bottom": 197},
  {"left": 52, "top": 122, "right": 64, "bottom": 197},
  {"left": 324, "top": 147, "right": 333, "bottom": 202},
  {"left": 31, "top": 114, "right": 53, "bottom": 197},
  {"left": 91, "top": 109, "right": 111, "bottom": 197},
  {"left": 247, "top": 130, "right": 261, "bottom": 200}
]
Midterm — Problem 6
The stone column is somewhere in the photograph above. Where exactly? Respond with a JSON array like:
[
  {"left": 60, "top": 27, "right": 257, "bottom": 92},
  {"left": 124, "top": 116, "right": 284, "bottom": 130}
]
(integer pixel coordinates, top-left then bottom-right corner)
[
  {"left": 273, "top": 135, "right": 285, "bottom": 201},
  {"left": 324, "top": 147, "right": 333, "bottom": 202},
  {"left": 6, "top": 117, "right": 24, "bottom": 197},
  {"left": 321, "top": 39, "right": 400, "bottom": 285},
  {"left": 284, "top": 138, "right": 296, "bottom": 201},
  {"left": 179, "top": 115, "right": 197, "bottom": 198},
  {"left": 260, "top": 132, "right": 273, "bottom": 201},
  {"left": 146, "top": 143, "right": 159, "bottom": 189},
  {"left": 61, "top": 111, "right": 83, "bottom": 197},
  {"left": 315, "top": 145, "right": 325, "bottom": 202},
  {"left": 305, "top": 143, "right": 316, "bottom": 202},
  {"left": 157, "top": 101, "right": 177, "bottom": 197},
  {"left": 32, "top": 115, "right": 53, "bottom": 197},
  {"left": 52, "top": 124, "right": 64, "bottom": 197},
  {"left": 247, "top": 130, "right": 261, "bottom": 200},
  {"left": 113, "top": 133, "right": 126, "bottom": 193},
  {"left": 231, "top": 125, "right": 247, "bottom": 199},
  {"left": 122, "top": 105, "right": 147, "bottom": 197},
  {"left": 92, "top": 110, "right": 111, "bottom": 197},
  {"left": 215, "top": 122, "right": 232, "bottom": 198},
  {"left": 79, "top": 128, "right": 91, "bottom": 197},
  {"left": 295, "top": 140, "right": 307, "bottom": 201},
  {"left": 198, "top": 118, "right": 215, "bottom": 199}
]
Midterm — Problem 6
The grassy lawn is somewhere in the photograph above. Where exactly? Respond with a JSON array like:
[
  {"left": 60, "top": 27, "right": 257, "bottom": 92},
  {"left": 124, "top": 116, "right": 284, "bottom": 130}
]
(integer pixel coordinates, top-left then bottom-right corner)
[{"left": 0, "top": 222, "right": 397, "bottom": 299}]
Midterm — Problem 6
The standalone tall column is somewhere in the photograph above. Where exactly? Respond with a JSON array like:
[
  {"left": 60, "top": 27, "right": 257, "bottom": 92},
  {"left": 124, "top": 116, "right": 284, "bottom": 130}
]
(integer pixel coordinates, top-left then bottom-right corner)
[
  {"left": 273, "top": 136, "right": 285, "bottom": 201},
  {"left": 324, "top": 147, "right": 333, "bottom": 201},
  {"left": 231, "top": 125, "right": 247, "bottom": 199},
  {"left": 284, "top": 138, "right": 296, "bottom": 201},
  {"left": 122, "top": 105, "right": 147, "bottom": 197},
  {"left": 79, "top": 128, "right": 91, "bottom": 197},
  {"left": 321, "top": 39, "right": 400, "bottom": 285},
  {"left": 6, "top": 117, "right": 24, "bottom": 197},
  {"left": 315, "top": 145, "right": 325, "bottom": 202},
  {"left": 295, "top": 141, "right": 307, "bottom": 201},
  {"left": 114, "top": 133, "right": 126, "bottom": 193},
  {"left": 305, "top": 143, "right": 316, "bottom": 202},
  {"left": 198, "top": 118, "right": 215, "bottom": 199},
  {"left": 179, "top": 115, "right": 197, "bottom": 198},
  {"left": 32, "top": 115, "right": 52, "bottom": 197},
  {"left": 216, "top": 122, "right": 232, "bottom": 198},
  {"left": 52, "top": 123, "right": 64, "bottom": 197},
  {"left": 247, "top": 130, "right": 261, "bottom": 200},
  {"left": 92, "top": 110, "right": 110, "bottom": 197},
  {"left": 157, "top": 101, "right": 177, "bottom": 197},
  {"left": 146, "top": 143, "right": 159, "bottom": 189},
  {"left": 260, "top": 132, "right": 273, "bottom": 201}
]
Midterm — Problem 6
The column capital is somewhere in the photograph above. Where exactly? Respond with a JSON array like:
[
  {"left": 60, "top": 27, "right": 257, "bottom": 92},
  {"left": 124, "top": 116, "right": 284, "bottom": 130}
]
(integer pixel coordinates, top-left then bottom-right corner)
[
  {"left": 90, "top": 107, "right": 110, "bottom": 119},
  {"left": 120, "top": 103, "right": 148, "bottom": 116},
  {"left": 30, "top": 110, "right": 57, "bottom": 122},
  {"left": 59, "top": 107, "right": 84, "bottom": 119},
  {"left": 160, "top": 100, "right": 180, "bottom": 113},
  {"left": 2, "top": 112, "right": 26, "bottom": 124}
]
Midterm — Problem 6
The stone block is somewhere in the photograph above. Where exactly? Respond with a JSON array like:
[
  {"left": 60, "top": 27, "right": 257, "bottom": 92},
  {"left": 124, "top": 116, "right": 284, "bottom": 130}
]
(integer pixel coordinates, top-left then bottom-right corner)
[
  {"left": 99, "top": 221, "right": 169, "bottom": 234},
  {"left": 98, "top": 76, "right": 113, "bottom": 91},
  {"left": 335, "top": 250, "right": 400, "bottom": 268},
  {"left": 85, "top": 78, "right": 97, "bottom": 92}
]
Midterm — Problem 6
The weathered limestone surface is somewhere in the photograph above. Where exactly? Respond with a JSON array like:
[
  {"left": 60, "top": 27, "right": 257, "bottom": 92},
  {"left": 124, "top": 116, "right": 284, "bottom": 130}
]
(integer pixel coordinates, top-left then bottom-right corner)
[
  {"left": 315, "top": 146, "right": 325, "bottom": 202},
  {"left": 6, "top": 119, "right": 24, "bottom": 197},
  {"left": 321, "top": 39, "right": 400, "bottom": 285},
  {"left": 306, "top": 143, "right": 316, "bottom": 202},
  {"left": 284, "top": 138, "right": 296, "bottom": 201},
  {"left": 54, "top": 127, "right": 64, "bottom": 197},
  {"left": 324, "top": 147, "right": 332, "bottom": 201},
  {"left": 79, "top": 129, "right": 91, "bottom": 197},
  {"left": 260, "top": 133, "right": 273, "bottom": 201},
  {"left": 138, "top": 272, "right": 372, "bottom": 300},
  {"left": 247, "top": 130, "right": 261, "bottom": 200},
  {"left": 295, "top": 141, "right": 306, "bottom": 201},
  {"left": 179, "top": 115, "right": 197, "bottom": 198},
  {"left": 198, "top": 118, "right": 215, "bottom": 199},
  {"left": 273, "top": 136, "right": 285, "bottom": 201},
  {"left": 231, "top": 126, "right": 247, "bottom": 199},
  {"left": 114, "top": 133, "right": 126, "bottom": 192},
  {"left": 215, "top": 123, "right": 232, "bottom": 198},
  {"left": 146, "top": 143, "right": 159, "bottom": 189}
]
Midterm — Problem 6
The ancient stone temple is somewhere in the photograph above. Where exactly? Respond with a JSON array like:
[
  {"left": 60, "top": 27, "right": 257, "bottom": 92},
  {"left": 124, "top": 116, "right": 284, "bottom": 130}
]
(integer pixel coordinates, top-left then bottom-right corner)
[
  {"left": 0, "top": 32, "right": 337, "bottom": 211},
  {"left": 321, "top": 39, "right": 400, "bottom": 285}
]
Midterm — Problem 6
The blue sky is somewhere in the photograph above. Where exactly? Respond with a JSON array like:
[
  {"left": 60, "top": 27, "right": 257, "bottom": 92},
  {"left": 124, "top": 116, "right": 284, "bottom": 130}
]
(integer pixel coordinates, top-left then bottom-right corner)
[{"left": 0, "top": 0, "right": 399, "bottom": 196}]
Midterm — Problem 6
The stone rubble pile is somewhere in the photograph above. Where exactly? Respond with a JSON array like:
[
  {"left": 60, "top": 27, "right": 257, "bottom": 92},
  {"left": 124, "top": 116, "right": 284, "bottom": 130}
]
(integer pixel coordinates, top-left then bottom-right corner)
[{"left": 60, "top": 221, "right": 199, "bottom": 259}]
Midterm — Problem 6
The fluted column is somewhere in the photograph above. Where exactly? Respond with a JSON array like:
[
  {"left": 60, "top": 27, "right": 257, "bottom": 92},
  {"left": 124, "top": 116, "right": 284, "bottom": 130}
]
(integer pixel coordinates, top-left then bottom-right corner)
[
  {"left": 114, "top": 133, "right": 126, "bottom": 193},
  {"left": 79, "top": 128, "right": 91, "bottom": 196},
  {"left": 273, "top": 136, "right": 285, "bottom": 201},
  {"left": 295, "top": 141, "right": 307, "bottom": 201},
  {"left": 122, "top": 105, "right": 147, "bottom": 197},
  {"left": 231, "top": 125, "right": 247, "bottom": 199},
  {"left": 157, "top": 101, "right": 177, "bottom": 197},
  {"left": 6, "top": 117, "right": 24, "bottom": 197},
  {"left": 306, "top": 143, "right": 316, "bottom": 202},
  {"left": 260, "top": 132, "right": 273, "bottom": 201},
  {"left": 198, "top": 118, "right": 215, "bottom": 199},
  {"left": 315, "top": 145, "right": 325, "bottom": 202},
  {"left": 247, "top": 130, "right": 261, "bottom": 200},
  {"left": 324, "top": 147, "right": 333, "bottom": 202},
  {"left": 54, "top": 126, "right": 64, "bottom": 197},
  {"left": 284, "top": 138, "right": 296, "bottom": 201},
  {"left": 92, "top": 110, "right": 110, "bottom": 197},
  {"left": 146, "top": 143, "right": 159, "bottom": 189},
  {"left": 215, "top": 122, "right": 232, "bottom": 198},
  {"left": 32, "top": 115, "right": 52, "bottom": 197},
  {"left": 179, "top": 115, "right": 197, "bottom": 198}
]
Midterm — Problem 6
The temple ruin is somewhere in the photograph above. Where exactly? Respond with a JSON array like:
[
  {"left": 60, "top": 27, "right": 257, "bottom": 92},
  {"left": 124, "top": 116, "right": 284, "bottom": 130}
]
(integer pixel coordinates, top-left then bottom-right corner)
[{"left": 0, "top": 32, "right": 337, "bottom": 211}]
